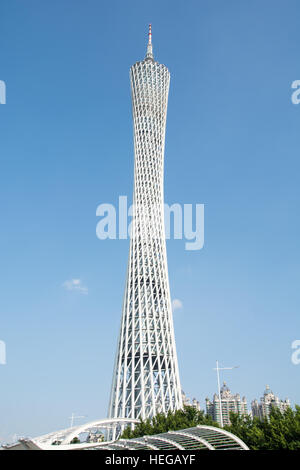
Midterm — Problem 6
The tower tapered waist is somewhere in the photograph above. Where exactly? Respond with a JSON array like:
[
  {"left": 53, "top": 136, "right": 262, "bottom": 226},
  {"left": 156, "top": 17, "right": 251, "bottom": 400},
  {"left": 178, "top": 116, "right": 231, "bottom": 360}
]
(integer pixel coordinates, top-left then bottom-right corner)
[{"left": 108, "top": 26, "right": 182, "bottom": 422}]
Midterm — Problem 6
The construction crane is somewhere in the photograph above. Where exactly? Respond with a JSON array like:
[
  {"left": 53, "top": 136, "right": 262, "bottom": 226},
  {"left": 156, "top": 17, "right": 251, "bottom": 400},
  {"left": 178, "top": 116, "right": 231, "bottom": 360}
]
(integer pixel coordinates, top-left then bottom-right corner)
[{"left": 69, "top": 413, "right": 86, "bottom": 428}]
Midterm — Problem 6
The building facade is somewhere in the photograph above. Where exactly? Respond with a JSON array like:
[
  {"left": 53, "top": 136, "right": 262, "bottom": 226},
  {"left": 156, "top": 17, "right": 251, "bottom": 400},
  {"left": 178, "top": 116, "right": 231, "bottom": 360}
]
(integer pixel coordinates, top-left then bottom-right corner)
[
  {"left": 108, "top": 26, "right": 183, "bottom": 423},
  {"left": 206, "top": 382, "right": 248, "bottom": 426},
  {"left": 182, "top": 390, "right": 201, "bottom": 411},
  {"left": 251, "top": 385, "right": 290, "bottom": 421}
]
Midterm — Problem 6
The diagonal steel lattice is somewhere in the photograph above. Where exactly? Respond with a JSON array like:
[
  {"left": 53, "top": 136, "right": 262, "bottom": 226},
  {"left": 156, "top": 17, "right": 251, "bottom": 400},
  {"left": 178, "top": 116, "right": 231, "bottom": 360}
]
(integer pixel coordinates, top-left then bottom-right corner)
[{"left": 108, "top": 25, "right": 183, "bottom": 423}]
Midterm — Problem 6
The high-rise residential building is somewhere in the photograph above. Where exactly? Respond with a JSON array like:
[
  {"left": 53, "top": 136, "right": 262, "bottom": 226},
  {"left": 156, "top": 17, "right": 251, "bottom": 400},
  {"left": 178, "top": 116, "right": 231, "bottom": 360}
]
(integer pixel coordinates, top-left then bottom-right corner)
[
  {"left": 251, "top": 385, "right": 290, "bottom": 421},
  {"left": 206, "top": 382, "right": 248, "bottom": 426},
  {"left": 182, "top": 391, "right": 201, "bottom": 411},
  {"left": 108, "top": 25, "right": 183, "bottom": 424}
]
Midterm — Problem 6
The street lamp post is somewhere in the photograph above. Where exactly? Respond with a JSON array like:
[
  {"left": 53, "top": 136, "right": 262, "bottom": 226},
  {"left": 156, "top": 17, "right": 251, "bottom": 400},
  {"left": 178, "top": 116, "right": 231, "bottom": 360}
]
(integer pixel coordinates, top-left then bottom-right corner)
[{"left": 213, "top": 361, "right": 239, "bottom": 428}]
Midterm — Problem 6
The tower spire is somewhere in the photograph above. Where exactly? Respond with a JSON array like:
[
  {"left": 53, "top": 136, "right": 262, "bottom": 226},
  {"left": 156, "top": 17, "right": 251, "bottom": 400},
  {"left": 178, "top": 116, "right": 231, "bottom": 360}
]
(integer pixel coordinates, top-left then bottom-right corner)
[{"left": 145, "top": 24, "right": 154, "bottom": 61}]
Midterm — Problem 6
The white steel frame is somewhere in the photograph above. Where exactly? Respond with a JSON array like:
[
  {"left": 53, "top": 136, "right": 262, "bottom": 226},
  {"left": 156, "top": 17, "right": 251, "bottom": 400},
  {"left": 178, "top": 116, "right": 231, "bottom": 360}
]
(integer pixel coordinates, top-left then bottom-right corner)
[
  {"left": 108, "top": 26, "right": 182, "bottom": 423},
  {"left": 3, "top": 424, "right": 249, "bottom": 451}
]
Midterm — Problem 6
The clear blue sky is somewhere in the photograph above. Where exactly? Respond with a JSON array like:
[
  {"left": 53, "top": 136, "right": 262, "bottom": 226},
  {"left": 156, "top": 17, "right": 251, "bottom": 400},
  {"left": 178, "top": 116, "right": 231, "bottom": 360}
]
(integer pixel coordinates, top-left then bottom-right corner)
[{"left": 0, "top": 0, "right": 299, "bottom": 443}]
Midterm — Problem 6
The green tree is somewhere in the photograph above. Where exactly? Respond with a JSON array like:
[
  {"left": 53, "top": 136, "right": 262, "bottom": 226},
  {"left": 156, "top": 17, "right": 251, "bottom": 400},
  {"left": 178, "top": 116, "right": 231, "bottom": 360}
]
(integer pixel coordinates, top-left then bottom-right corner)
[
  {"left": 225, "top": 406, "right": 300, "bottom": 450},
  {"left": 121, "top": 406, "right": 218, "bottom": 439},
  {"left": 121, "top": 404, "right": 300, "bottom": 450}
]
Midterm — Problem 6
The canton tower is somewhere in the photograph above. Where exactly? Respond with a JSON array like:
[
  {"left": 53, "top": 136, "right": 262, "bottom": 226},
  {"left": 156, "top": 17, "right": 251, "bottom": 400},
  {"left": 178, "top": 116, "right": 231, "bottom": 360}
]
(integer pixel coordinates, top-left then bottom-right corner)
[{"left": 108, "top": 25, "right": 183, "bottom": 422}]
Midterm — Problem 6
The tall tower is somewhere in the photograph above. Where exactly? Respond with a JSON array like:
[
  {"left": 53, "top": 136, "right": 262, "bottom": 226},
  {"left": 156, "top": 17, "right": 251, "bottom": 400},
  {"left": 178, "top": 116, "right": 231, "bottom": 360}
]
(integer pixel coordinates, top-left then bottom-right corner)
[{"left": 108, "top": 25, "right": 183, "bottom": 422}]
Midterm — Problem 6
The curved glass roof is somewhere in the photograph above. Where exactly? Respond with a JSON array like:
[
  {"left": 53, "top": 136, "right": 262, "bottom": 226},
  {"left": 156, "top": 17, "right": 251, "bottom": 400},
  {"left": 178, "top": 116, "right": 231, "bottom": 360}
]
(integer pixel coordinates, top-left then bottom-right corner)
[
  {"left": 89, "top": 425, "right": 249, "bottom": 451},
  {"left": 2, "top": 424, "right": 249, "bottom": 451}
]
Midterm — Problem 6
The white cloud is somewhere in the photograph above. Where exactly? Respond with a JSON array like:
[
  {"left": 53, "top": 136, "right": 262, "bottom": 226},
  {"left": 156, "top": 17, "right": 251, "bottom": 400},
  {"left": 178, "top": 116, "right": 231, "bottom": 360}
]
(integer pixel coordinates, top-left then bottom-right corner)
[
  {"left": 62, "top": 279, "right": 88, "bottom": 295},
  {"left": 172, "top": 299, "right": 183, "bottom": 311}
]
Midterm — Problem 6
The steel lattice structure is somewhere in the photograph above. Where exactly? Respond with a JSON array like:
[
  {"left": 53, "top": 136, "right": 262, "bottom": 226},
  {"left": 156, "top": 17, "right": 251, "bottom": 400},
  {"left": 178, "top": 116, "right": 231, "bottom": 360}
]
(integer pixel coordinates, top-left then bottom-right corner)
[{"left": 108, "top": 25, "right": 183, "bottom": 422}]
